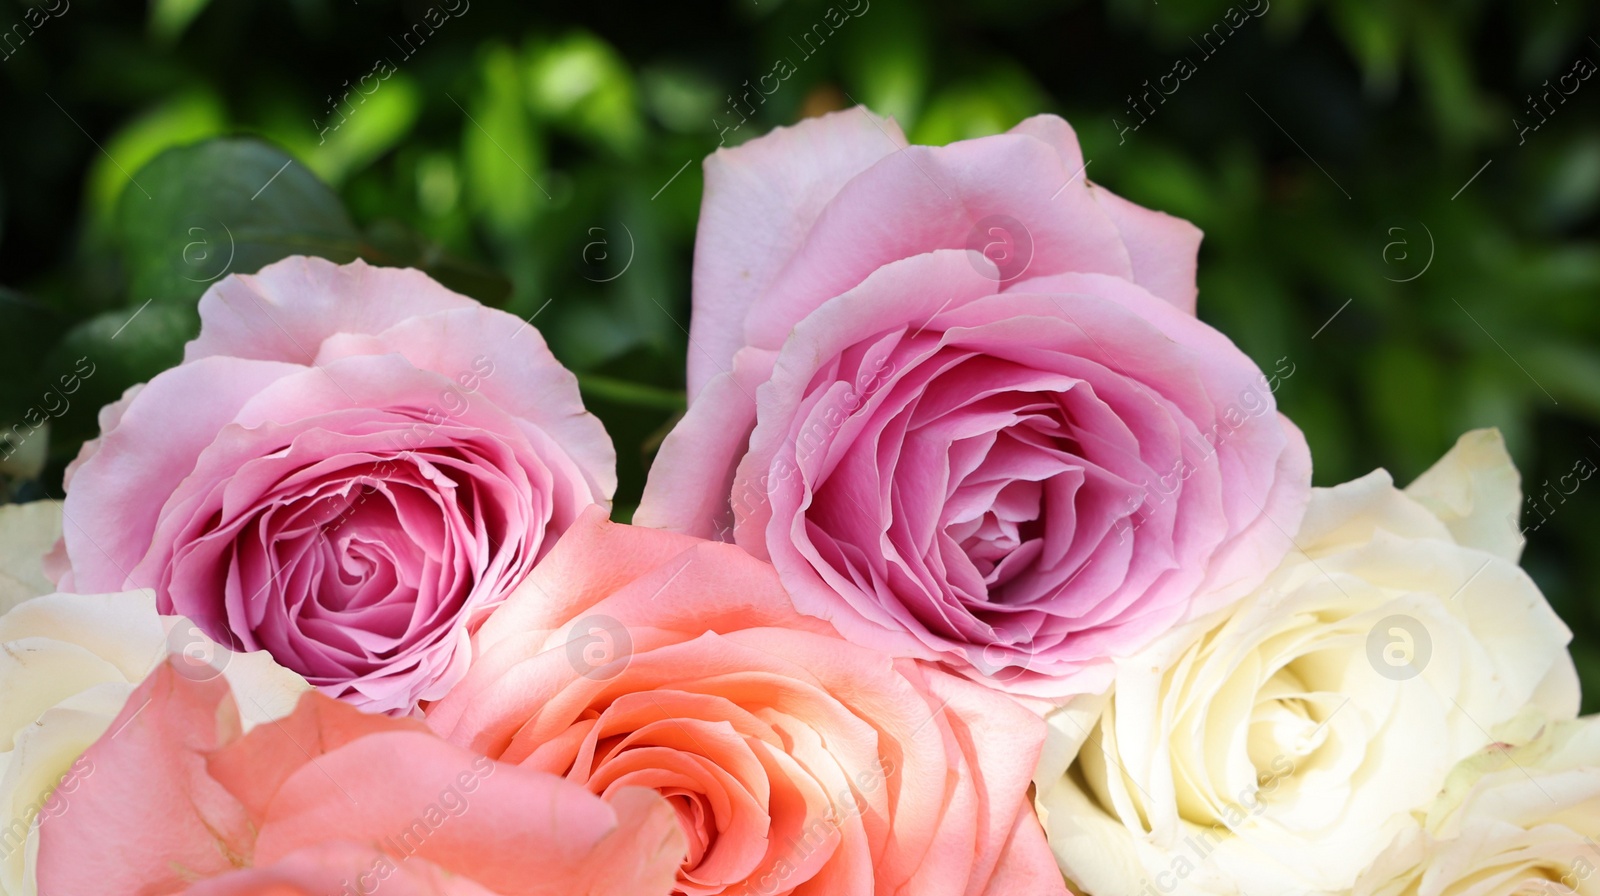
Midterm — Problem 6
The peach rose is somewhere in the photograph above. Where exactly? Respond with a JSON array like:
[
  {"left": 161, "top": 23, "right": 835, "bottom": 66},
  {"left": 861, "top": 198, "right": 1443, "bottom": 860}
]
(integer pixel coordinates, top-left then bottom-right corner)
[
  {"left": 425, "top": 508, "right": 1066, "bottom": 896},
  {"left": 34, "top": 661, "right": 684, "bottom": 896}
]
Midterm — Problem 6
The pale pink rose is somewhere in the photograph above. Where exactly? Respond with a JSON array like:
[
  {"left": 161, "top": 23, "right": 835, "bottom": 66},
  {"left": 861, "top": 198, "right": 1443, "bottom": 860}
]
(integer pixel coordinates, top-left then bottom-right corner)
[
  {"left": 35, "top": 660, "right": 684, "bottom": 896},
  {"left": 50, "top": 256, "right": 615, "bottom": 714},
  {"left": 637, "top": 108, "right": 1311, "bottom": 698},
  {"left": 182, "top": 844, "right": 500, "bottom": 896},
  {"left": 425, "top": 508, "right": 1068, "bottom": 896}
]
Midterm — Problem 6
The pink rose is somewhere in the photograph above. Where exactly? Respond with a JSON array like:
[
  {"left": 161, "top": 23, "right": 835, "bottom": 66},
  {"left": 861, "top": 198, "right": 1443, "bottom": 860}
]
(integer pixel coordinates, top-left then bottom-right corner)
[
  {"left": 637, "top": 108, "right": 1311, "bottom": 698},
  {"left": 181, "top": 844, "right": 501, "bottom": 895},
  {"left": 425, "top": 508, "right": 1067, "bottom": 896},
  {"left": 50, "top": 257, "right": 614, "bottom": 714},
  {"left": 35, "top": 660, "right": 685, "bottom": 896}
]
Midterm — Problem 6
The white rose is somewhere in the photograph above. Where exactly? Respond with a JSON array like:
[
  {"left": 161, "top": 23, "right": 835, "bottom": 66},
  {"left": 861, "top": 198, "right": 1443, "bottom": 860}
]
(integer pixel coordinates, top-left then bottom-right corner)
[
  {"left": 1355, "top": 713, "right": 1600, "bottom": 896},
  {"left": 0, "top": 589, "right": 309, "bottom": 895},
  {"left": 1034, "top": 429, "right": 1581, "bottom": 896}
]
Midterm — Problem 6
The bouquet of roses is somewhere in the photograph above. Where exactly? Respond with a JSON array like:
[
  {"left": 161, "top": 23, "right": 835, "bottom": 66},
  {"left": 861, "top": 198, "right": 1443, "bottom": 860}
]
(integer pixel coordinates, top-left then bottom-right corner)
[{"left": 2, "top": 108, "right": 1591, "bottom": 896}]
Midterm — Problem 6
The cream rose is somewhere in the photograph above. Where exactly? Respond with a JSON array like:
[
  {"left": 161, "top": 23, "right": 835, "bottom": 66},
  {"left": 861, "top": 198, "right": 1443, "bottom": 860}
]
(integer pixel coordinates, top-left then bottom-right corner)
[
  {"left": 1353, "top": 713, "right": 1600, "bottom": 896},
  {"left": 1033, "top": 429, "right": 1581, "bottom": 896},
  {"left": 0, "top": 503, "right": 61, "bottom": 616},
  {"left": 0, "top": 590, "right": 308, "bottom": 895}
]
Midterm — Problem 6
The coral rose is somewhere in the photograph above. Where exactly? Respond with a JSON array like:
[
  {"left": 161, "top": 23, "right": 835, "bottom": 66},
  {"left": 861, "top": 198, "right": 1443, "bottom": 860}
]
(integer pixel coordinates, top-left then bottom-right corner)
[
  {"left": 425, "top": 507, "right": 1066, "bottom": 896},
  {"left": 49, "top": 256, "right": 615, "bottom": 713},
  {"left": 637, "top": 107, "right": 1310, "bottom": 697},
  {"left": 34, "top": 661, "right": 684, "bottom": 896}
]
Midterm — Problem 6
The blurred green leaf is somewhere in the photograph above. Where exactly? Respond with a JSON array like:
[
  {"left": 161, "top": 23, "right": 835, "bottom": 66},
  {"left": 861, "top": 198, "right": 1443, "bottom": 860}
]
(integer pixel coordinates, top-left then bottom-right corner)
[
  {"left": 39, "top": 303, "right": 199, "bottom": 459},
  {"left": 89, "top": 91, "right": 229, "bottom": 229},
  {"left": 463, "top": 44, "right": 547, "bottom": 235},
  {"left": 1363, "top": 342, "right": 1447, "bottom": 481},
  {"left": 1573, "top": 642, "right": 1600, "bottom": 715},
  {"left": 284, "top": 73, "right": 423, "bottom": 187},
  {"left": 1413, "top": 10, "right": 1490, "bottom": 145},
  {"left": 1530, "top": 133, "right": 1600, "bottom": 228},
  {"left": 642, "top": 64, "right": 721, "bottom": 134},
  {"left": 1328, "top": 0, "right": 1405, "bottom": 96},
  {"left": 0, "top": 288, "right": 69, "bottom": 425},
  {"left": 116, "top": 138, "right": 359, "bottom": 306},
  {"left": 1526, "top": 343, "right": 1600, "bottom": 422},
  {"left": 1457, "top": 358, "right": 1532, "bottom": 462},
  {"left": 843, "top": 0, "right": 929, "bottom": 125},
  {"left": 912, "top": 65, "right": 1051, "bottom": 145},
  {"left": 524, "top": 32, "right": 644, "bottom": 155},
  {"left": 577, "top": 373, "right": 686, "bottom": 412},
  {"left": 149, "top": 0, "right": 214, "bottom": 43},
  {"left": 361, "top": 219, "right": 512, "bottom": 306}
]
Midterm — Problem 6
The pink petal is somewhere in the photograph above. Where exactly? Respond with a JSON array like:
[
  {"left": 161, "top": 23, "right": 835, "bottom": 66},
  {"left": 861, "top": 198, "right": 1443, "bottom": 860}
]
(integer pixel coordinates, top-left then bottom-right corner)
[
  {"left": 636, "top": 347, "right": 775, "bottom": 539},
  {"left": 741, "top": 131, "right": 1132, "bottom": 354},
  {"left": 689, "top": 107, "right": 907, "bottom": 398},
  {"left": 1007, "top": 114, "right": 1201, "bottom": 314},
  {"left": 185, "top": 257, "right": 478, "bottom": 366},
  {"left": 314, "top": 305, "right": 616, "bottom": 504},
  {"left": 34, "top": 664, "right": 256, "bottom": 894},
  {"left": 1088, "top": 185, "right": 1202, "bottom": 315},
  {"left": 60, "top": 356, "right": 301, "bottom": 592}
]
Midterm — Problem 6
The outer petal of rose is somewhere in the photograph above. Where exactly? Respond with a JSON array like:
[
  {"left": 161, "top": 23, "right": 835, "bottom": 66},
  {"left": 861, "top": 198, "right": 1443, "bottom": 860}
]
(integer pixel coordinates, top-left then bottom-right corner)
[
  {"left": 426, "top": 514, "right": 834, "bottom": 745},
  {"left": 0, "top": 591, "right": 165, "bottom": 733},
  {"left": 213, "top": 647, "right": 314, "bottom": 731},
  {"left": 896, "top": 665, "right": 1062, "bottom": 896},
  {"left": 250, "top": 730, "right": 682, "bottom": 896},
  {"left": 184, "top": 256, "right": 478, "bottom": 365},
  {"left": 1006, "top": 114, "right": 1201, "bottom": 315},
  {"left": 419, "top": 511, "right": 763, "bottom": 750},
  {"left": 1188, "top": 413, "right": 1312, "bottom": 617},
  {"left": 314, "top": 305, "right": 616, "bottom": 504},
  {"left": 208, "top": 690, "right": 431, "bottom": 821},
  {"left": 742, "top": 132, "right": 1132, "bottom": 354},
  {"left": 0, "top": 500, "right": 63, "bottom": 613},
  {"left": 1403, "top": 427, "right": 1525, "bottom": 563},
  {"left": 1400, "top": 429, "right": 1581, "bottom": 719},
  {"left": 688, "top": 107, "right": 907, "bottom": 398},
  {"left": 34, "top": 663, "right": 255, "bottom": 896},
  {"left": 1085, "top": 186, "right": 1201, "bottom": 316},
  {"left": 58, "top": 381, "right": 144, "bottom": 495},
  {"left": 461, "top": 505, "right": 704, "bottom": 650},
  {"left": 979, "top": 806, "right": 1075, "bottom": 896},
  {"left": 1295, "top": 469, "right": 1451, "bottom": 550},
  {"left": 184, "top": 843, "right": 500, "bottom": 896},
  {"left": 636, "top": 347, "right": 775, "bottom": 539},
  {"left": 57, "top": 356, "right": 302, "bottom": 593}
]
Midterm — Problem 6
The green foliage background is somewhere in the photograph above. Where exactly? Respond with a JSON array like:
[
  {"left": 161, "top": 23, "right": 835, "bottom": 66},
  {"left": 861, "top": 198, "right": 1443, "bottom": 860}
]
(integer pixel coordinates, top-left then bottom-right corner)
[{"left": 1, "top": 0, "right": 1596, "bottom": 707}]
